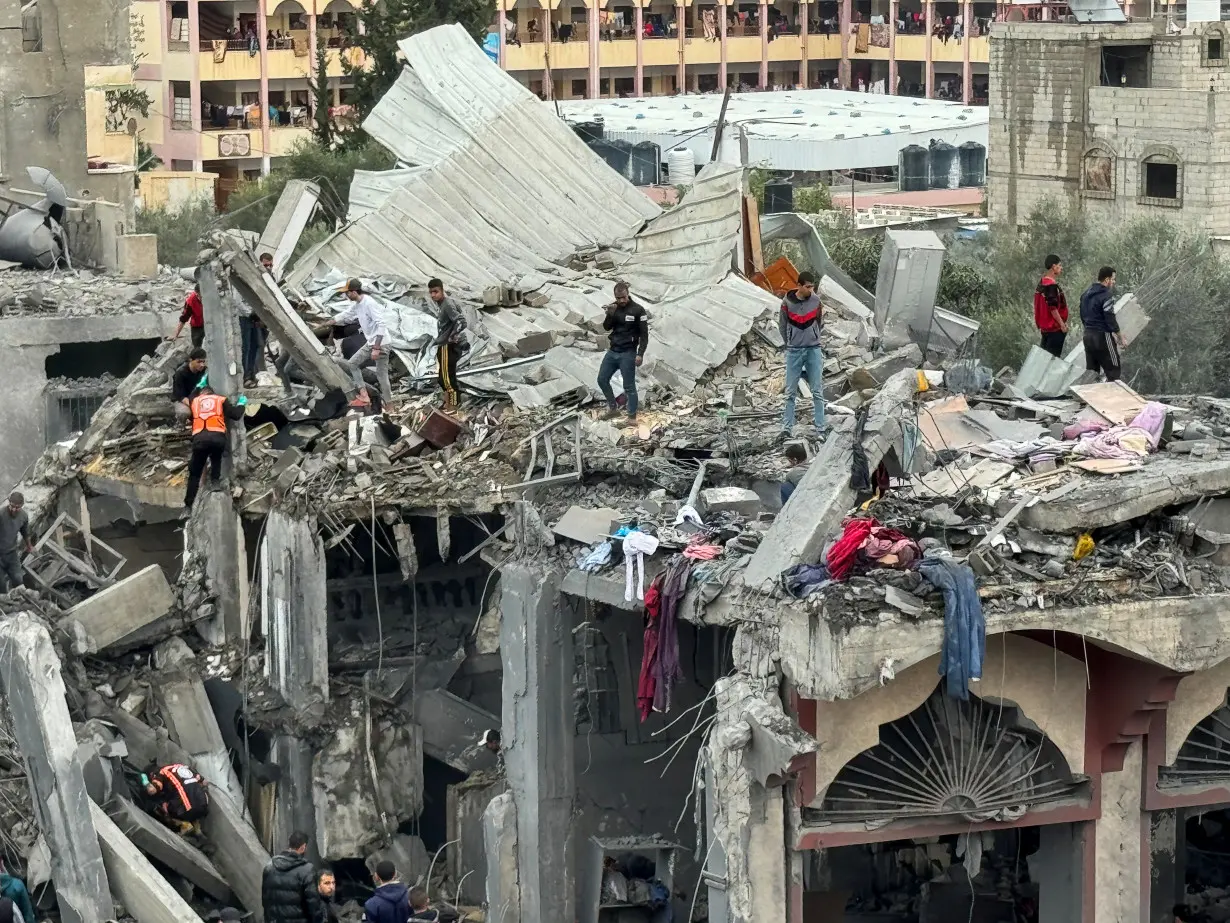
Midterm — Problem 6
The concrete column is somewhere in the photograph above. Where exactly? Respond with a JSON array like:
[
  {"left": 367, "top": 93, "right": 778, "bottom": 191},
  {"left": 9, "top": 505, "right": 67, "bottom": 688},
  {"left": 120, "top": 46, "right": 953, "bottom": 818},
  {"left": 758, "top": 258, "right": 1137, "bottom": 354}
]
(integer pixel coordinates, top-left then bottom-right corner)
[
  {"left": 961, "top": 0, "right": 971, "bottom": 102},
  {"left": 271, "top": 736, "right": 319, "bottom": 864},
  {"left": 0, "top": 615, "right": 111, "bottom": 923},
  {"left": 678, "top": 0, "right": 688, "bottom": 92},
  {"left": 838, "top": 0, "right": 850, "bottom": 87},
  {"left": 499, "top": 564, "right": 575, "bottom": 923},
  {"left": 542, "top": 9, "right": 553, "bottom": 99},
  {"left": 635, "top": 4, "right": 645, "bottom": 94},
  {"left": 924, "top": 0, "right": 933, "bottom": 96},
  {"left": 1149, "top": 810, "right": 1185, "bottom": 923},
  {"left": 258, "top": 2, "right": 270, "bottom": 171},
  {"left": 260, "top": 510, "right": 329, "bottom": 710},
  {"left": 759, "top": 0, "right": 769, "bottom": 87},
  {"left": 482, "top": 793, "right": 520, "bottom": 923},
  {"left": 718, "top": 1, "right": 728, "bottom": 87},
  {"left": 1027, "top": 824, "right": 1085, "bottom": 923},
  {"left": 1094, "top": 741, "right": 1143, "bottom": 923},
  {"left": 196, "top": 262, "right": 247, "bottom": 482},
  {"left": 589, "top": 0, "right": 600, "bottom": 96},
  {"left": 498, "top": 7, "right": 507, "bottom": 67},
  {"left": 888, "top": 0, "right": 897, "bottom": 93},
  {"left": 308, "top": 8, "right": 317, "bottom": 68},
  {"left": 185, "top": 488, "right": 250, "bottom": 645},
  {"left": 799, "top": 0, "right": 808, "bottom": 87},
  {"left": 189, "top": 0, "right": 203, "bottom": 171}
]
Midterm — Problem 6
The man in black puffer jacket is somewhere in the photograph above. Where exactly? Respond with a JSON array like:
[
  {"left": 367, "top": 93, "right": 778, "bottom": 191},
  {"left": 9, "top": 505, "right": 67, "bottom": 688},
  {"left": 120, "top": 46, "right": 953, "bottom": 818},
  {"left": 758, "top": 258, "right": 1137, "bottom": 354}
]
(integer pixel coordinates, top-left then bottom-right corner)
[{"left": 262, "top": 832, "right": 325, "bottom": 923}]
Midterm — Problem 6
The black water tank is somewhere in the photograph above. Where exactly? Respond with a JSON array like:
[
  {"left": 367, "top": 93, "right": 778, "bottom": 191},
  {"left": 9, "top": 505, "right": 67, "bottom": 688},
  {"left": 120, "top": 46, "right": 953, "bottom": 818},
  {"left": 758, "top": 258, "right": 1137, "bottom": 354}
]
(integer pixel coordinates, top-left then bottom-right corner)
[
  {"left": 608, "top": 139, "right": 633, "bottom": 179},
  {"left": 899, "top": 144, "right": 928, "bottom": 192},
  {"left": 959, "top": 141, "right": 987, "bottom": 187},
  {"left": 929, "top": 141, "right": 958, "bottom": 190},
  {"left": 629, "top": 141, "right": 661, "bottom": 185},
  {"left": 573, "top": 116, "right": 605, "bottom": 142},
  {"left": 764, "top": 179, "right": 794, "bottom": 214}
]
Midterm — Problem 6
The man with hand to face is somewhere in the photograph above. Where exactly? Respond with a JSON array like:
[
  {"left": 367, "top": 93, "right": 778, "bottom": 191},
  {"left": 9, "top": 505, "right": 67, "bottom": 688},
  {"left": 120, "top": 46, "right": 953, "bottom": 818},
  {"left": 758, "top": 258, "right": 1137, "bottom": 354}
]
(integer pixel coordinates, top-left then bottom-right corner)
[{"left": 597, "top": 281, "right": 649, "bottom": 424}]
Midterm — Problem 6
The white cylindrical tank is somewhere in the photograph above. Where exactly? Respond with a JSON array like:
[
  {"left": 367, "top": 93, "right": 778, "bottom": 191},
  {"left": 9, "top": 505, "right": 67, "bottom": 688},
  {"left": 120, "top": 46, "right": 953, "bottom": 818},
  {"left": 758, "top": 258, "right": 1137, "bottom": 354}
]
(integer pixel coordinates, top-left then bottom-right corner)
[{"left": 667, "top": 146, "right": 696, "bottom": 184}]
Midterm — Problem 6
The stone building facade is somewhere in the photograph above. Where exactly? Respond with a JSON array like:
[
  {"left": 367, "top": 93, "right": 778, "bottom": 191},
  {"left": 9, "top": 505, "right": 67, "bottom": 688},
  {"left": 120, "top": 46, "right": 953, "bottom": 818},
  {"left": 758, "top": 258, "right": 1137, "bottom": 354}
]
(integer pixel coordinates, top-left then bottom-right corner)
[{"left": 988, "top": 20, "right": 1230, "bottom": 231}]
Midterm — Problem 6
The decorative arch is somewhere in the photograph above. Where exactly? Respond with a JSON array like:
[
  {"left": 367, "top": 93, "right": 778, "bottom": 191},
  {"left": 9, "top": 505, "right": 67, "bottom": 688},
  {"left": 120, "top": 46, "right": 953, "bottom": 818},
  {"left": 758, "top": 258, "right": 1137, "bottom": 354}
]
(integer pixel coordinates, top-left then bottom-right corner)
[
  {"left": 1161, "top": 683, "right": 1230, "bottom": 789},
  {"left": 1081, "top": 143, "right": 1116, "bottom": 198},
  {"left": 812, "top": 687, "right": 1087, "bottom": 825},
  {"left": 1138, "top": 144, "right": 1183, "bottom": 206},
  {"left": 1204, "top": 22, "right": 1227, "bottom": 66}
]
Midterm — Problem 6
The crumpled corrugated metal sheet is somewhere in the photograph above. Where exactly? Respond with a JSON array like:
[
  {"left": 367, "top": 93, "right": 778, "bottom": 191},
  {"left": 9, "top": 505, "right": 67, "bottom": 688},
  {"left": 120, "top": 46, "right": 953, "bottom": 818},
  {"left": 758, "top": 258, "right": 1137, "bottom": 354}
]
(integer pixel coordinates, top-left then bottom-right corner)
[{"left": 287, "top": 23, "right": 778, "bottom": 406}]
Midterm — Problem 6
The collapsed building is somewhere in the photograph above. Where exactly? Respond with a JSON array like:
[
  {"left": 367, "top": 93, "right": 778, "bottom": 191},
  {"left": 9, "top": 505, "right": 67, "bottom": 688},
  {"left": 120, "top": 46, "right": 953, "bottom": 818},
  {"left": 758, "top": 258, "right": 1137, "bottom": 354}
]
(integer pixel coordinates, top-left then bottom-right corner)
[{"left": 8, "top": 20, "right": 1230, "bottom": 923}]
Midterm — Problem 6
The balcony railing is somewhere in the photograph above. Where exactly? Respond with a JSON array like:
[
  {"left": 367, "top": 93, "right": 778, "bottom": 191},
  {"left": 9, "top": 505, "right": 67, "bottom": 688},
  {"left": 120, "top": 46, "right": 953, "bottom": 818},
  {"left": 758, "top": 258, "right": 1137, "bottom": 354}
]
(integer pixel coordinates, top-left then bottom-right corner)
[{"left": 198, "top": 37, "right": 300, "bottom": 51}]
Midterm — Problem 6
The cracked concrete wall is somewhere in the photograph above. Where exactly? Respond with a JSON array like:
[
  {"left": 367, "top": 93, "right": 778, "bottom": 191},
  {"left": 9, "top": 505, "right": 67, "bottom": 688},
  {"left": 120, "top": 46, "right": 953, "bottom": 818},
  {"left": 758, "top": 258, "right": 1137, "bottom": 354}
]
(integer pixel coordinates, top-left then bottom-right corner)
[{"left": 0, "top": 0, "right": 131, "bottom": 199}]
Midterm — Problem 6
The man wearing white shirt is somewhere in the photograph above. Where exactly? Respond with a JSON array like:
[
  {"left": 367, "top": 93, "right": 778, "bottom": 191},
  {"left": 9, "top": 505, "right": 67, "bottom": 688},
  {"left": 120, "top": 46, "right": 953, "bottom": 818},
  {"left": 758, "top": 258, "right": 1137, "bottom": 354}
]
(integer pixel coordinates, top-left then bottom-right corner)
[{"left": 336, "top": 278, "right": 391, "bottom": 405}]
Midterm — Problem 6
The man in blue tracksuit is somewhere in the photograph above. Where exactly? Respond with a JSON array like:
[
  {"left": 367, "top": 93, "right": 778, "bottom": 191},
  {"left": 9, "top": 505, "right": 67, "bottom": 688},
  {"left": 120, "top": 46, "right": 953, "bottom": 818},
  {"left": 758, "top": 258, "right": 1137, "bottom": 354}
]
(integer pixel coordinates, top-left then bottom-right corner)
[
  {"left": 1079, "top": 266, "right": 1124, "bottom": 382},
  {"left": 362, "top": 861, "right": 410, "bottom": 923},
  {"left": 779, "top": 272, "right": 826, "bottom": 438}
]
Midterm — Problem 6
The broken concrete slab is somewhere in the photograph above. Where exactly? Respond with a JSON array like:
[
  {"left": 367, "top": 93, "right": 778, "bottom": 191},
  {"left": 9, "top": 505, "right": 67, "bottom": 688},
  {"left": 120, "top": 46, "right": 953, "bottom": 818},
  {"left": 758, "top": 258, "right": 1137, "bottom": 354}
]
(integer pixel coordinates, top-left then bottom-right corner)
[
  {"left": 72, "top": 340, "right": 189, "bottom": 458},
  {"left": 105, "top": 795, "right": 232, "bottom": 902},
  {"left": 449, "top": 775, "right": 508, "bottom": 905},
  {"left": 312, "top": 698, "right": 423, "bottom": 860},
  {"left": 743, "top": 369, "right": 919, "bottom": 587},
  {"left": 483, "top": 792, "right": 520, "bottom": 923},
  {"left": 270, "top": 736, "right": 318, "bottom": 866},
  {"left": 873, "top": 229, "right": 945, "bottom": 336},
  {"left": 699, "top": 487, "right": 762, "bottom": 517},
  {"left": 227, "top": 249, "right": 356, "bottom": 397},
  {"left": 260, "top": 511, "right": 329, "bottom": 712},
  {"left": 257, "top": 180, "right": 321, "bottom": 281},
  {"left": 156, "top": 655, "right": 244, "bottom": 804},
  {"left": 90, "top": 802, "right": 205, "bottom": 923},
  {"left": 201, "top": 785, "right": 270, "bottom": 922},
  {"left": 1020, "top": 454, "right": 1230, "bottom": 533},
  {"left": 0, "top": 614, "right": 111, "bottom": 923},
  {"left": 858, "top": 342, "right": 925, "bottom": 386},
  {"left": 366, "top": 834, "right": 430, "bottom": 887},
  {"left": 61, "top": 564, "right": 175, "bottom": 654},
  {"left": 551, "top": 506, "right": 621, "bottom": 545},
  {"left": 413, "top": 689, "right": 500, "bottom": 774}
]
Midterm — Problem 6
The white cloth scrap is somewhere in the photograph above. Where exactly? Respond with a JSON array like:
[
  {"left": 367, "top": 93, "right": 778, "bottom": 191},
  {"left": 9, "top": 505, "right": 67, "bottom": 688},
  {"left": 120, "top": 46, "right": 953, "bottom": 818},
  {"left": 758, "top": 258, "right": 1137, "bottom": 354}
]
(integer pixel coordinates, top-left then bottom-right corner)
[{"left": 623, "top": 531, "right": 660, "bottom": 601}]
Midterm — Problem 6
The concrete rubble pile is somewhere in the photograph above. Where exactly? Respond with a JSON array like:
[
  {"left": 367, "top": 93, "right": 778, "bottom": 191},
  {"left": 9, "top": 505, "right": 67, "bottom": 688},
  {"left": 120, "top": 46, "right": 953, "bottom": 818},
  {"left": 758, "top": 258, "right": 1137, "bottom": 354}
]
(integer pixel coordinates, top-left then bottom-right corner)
[{"left": 9, "top": 21, "right": 1230, "bottom": 923}]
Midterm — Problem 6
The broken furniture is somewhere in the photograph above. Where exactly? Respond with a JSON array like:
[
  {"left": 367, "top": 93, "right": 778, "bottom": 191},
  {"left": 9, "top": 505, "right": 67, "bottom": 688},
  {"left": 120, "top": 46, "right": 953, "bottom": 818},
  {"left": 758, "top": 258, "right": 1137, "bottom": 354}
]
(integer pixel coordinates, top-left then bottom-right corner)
[{"left": 22, "top": 513, "right": 126, "bottom": 607}]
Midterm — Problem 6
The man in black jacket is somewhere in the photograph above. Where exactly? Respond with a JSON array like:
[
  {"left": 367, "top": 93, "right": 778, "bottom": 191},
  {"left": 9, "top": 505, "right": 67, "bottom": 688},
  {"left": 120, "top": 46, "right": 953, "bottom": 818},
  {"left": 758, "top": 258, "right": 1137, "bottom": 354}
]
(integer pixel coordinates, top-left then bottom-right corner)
[
  {"left": 1079, "top": 266, "right": 1124, "bottom": 382},
  {"left": 262, "top": 831, "right": 326, "bottom": 923},
  {"left": 597, "top": 281, "right": 649, "bottom": 423}
]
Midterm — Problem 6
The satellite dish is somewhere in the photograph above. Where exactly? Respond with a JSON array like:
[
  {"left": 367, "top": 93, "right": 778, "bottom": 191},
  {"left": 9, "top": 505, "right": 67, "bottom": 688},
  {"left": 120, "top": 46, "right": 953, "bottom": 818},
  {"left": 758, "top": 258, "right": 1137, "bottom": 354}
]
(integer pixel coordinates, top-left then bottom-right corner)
[{"left": 26, "top": 167, "right": 69, "bottom": 208}]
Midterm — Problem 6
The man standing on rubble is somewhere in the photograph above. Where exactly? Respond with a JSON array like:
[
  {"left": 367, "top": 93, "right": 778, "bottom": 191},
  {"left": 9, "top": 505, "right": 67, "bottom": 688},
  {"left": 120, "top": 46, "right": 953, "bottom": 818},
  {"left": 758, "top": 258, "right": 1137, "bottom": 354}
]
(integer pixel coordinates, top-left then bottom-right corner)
[
  {"left": 172, "top": 284, "right": 207, "bottom": 349},
  {"left": 336, "top": 279, "right": 392, "bottom": 408},
  {"left": 0, "top": 493, "right": 33, "bottom": 594},
  {"left": 597, "top": 281, "right": 649, "bottom": 423},
  {"left": 1080, "top": 266, "right": 1124, "bottom": 382},
  {"left": 1033, "top": 254, "right": 1068, "bottom": 357},
  {"left": 262, "top": 832, "right": 327, "bottom": 923},
  {"left": 779, "top": 271, "right": 826, "bottom": 439},
  {"left": 430, "top": 278, "right": 468, "bottom": 413},
  {"left": 184, "top": 386, "right": 247, "bottom": 511}
]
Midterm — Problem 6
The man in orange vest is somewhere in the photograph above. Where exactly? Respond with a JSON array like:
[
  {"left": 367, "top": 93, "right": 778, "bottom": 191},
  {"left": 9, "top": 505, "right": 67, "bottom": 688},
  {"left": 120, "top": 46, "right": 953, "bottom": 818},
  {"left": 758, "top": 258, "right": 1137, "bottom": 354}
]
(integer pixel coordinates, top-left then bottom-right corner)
[
  {"left": 185, "top": 385, "right": 246, "bottom": 510},
  {"left": 143, "top": 763, "right": 211, "bottom": 835}
]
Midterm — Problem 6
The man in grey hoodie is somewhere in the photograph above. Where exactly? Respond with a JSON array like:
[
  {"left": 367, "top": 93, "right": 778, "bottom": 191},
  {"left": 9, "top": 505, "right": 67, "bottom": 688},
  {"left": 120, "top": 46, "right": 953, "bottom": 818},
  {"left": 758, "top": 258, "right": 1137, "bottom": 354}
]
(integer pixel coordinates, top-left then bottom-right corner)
[
  {"left": 430, "top": 278, "right": 468, "bottom": 412},
  {"left": 778, "top": 272, "right": 825, "bottom": 437}
]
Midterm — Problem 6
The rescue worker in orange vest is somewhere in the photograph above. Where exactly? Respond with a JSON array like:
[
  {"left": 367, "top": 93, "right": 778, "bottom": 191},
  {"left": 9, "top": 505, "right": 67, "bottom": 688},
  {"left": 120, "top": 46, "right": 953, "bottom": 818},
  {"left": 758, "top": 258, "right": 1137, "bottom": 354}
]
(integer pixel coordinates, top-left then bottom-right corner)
[
  {"left": 143, "top": 763, "right": 211, "bottom": 835},
  {"left": 184, "top": 385, "right": 246, "bottom": 510}
]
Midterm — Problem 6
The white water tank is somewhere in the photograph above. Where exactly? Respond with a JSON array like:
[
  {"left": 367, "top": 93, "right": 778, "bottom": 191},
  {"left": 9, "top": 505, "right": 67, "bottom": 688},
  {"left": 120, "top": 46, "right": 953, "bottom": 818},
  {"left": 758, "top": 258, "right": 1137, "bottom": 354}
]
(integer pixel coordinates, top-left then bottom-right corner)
[{"left": 667, "top": 146, "right": 696, "bottom": 184}]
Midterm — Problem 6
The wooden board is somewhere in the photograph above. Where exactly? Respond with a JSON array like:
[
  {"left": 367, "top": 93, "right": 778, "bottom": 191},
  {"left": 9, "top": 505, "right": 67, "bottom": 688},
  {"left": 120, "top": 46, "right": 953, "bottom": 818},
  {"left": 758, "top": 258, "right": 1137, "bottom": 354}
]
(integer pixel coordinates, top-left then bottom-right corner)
[{"left": 1070, "top": 380, "right": 1147, "bottom": 425}]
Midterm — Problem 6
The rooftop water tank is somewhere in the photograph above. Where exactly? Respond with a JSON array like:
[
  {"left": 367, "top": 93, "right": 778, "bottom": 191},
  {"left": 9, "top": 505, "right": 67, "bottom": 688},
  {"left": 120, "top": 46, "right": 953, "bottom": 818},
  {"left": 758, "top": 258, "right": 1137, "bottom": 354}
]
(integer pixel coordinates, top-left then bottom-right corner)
[
  {"left": 959, "top": 141, "right": 987, "bottom": 188},
  {"left": 764, "top": 179, "right": 794, "bottom": 214},
  {"left": 629, "top": 141, "right": 661, "bottom": 186},
  {"left": 899, "top": 144, "right": 928, "bottom": 192},
  {"left": 667, "top": 146, "right": 696, "bottom": 184},
  {"left": 928, "top": 141, "right": 958, "bottom": 190}
]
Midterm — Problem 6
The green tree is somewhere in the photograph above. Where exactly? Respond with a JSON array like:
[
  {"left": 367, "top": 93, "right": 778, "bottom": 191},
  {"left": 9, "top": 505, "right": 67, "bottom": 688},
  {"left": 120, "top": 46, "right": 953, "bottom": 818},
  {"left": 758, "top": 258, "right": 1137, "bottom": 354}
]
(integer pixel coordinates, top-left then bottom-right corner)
[
  {"left": 340, "top": 0, "right": 495, "bottom": 137},
  {"left": 309, "top": 43, "right": 334, "bottom": 148}
]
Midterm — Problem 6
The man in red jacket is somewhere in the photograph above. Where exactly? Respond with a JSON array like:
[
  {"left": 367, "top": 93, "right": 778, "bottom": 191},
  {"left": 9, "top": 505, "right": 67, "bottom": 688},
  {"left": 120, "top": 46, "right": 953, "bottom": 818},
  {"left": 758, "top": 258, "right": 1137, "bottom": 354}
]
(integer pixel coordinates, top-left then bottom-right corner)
[{"left": 1033, "top": 254, "right": 1068, "bottom": 357}]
